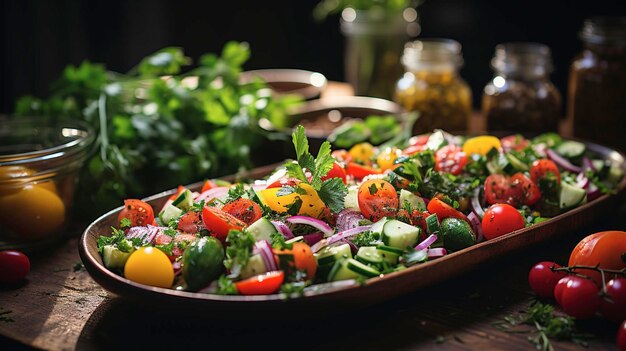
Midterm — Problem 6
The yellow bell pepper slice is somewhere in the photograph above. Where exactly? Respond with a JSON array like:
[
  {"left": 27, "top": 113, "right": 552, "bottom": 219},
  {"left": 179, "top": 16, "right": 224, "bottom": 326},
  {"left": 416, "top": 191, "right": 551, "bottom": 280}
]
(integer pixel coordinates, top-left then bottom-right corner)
[
  {"left": 462, "top": 135, "right": 502, "bottom": 156},
  {"left": 258, "top": 183, "right": 326, "bottom": 218}
]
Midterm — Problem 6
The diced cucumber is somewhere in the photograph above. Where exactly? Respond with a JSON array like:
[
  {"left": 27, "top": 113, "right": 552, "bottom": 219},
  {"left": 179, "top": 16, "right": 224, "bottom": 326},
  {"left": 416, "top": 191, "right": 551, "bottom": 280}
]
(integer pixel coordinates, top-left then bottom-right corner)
[
  {"left": 315, "top": 243, "right": 352, "bottom": 267},
  {"left": 171, "top": 188, "right": 194, "bottom": 211},
  {"left": 370, "top": 217, "right": 390, "bottom": 235},
  {"left": 103, "top": 245, "right": 134, "bottom": 272},
  {"left": 505, "top": 153, "right": 529, "bottom": 171},
  {"left": 240, "top": 254, "right": 268, "bottom": 279},
  {"left": 247, "top": 216, "right": 277, "bottom": 242},
  {"left": 486, "top": 153, "right": 513, "bottom": 175},
  {"left": 592, "top": 159, "right": 607, "bottom": 174},
  {"left": 399, "top": 189, "right": 426, "bottom": 212},
  {"left": 559, "top": 181, "right": 587, "bottom": 209},
  {"left": 355, "top": 246, "right": 383, "bottom": 265},
  {"left": 376, "top": 245, "right": 401, "bottom": 265},
  {"left": 608, "top": 163, "right": 625, "bottom": 184},
  {"left": 556, "top": 140, "right": 586, "bottom": 159},
  {"left": 344, "top": 185, "right": 359, "bottom": 210},
  {"left": 381, "top": 219, "right": 420, "bottom": 250},
  {"left": 425, "top": 213, "right": 440, "bottom": 234},
  {"left": 328, "top": 258, "right": 380, "bottom": 281},
  {"left": 158, "top": 202, "right": 183, "bottom": 224},
  {"left": 285, "top": 236, "right": 305, "bottom": 244}
]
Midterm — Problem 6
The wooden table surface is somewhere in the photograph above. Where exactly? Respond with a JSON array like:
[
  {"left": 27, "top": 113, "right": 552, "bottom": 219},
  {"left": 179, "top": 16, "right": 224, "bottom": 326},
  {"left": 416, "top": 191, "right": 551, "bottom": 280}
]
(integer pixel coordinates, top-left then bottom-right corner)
[{"left": 1, "top": 83, "right": 624, "bottom": 351}]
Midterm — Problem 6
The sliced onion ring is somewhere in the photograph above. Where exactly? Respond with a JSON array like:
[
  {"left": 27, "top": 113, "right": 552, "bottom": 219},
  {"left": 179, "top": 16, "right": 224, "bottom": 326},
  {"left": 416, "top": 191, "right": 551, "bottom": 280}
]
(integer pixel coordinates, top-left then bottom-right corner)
[
  {"left": 427, "top": 248, "right": 447, "bottom": 258},
  {"left": 311, "top": 225, "right": 373, "bottom": 252},
  {"left": 471, "top": 187, "right": 485, "bottom": 218},
  {"left": 546, "top": 149, "right": 582, "bottom": 173},
  {"left": 467, "top": 211, "right": 484, "bottom": 243},
  {"left": 415, "top": 233, "right": 438, "bottom": 251},
  {"left": 253, "top": 240, "right": 277, "bottom": 272},
  {"left": 271, "top": 220, "right": 294, "bottom": 239},
  {"left": 286, "top": 215, "right": 334, "bottom": 237}
]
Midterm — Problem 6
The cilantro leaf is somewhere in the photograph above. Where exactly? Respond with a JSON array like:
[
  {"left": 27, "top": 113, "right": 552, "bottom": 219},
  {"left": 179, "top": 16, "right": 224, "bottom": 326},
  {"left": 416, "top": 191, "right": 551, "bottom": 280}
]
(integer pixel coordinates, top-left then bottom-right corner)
[
  {"left": 224, "top": 229, "right": 256, "bottom": 279},
  {"left": 317, "top": 178, "right": 348, "bottom": 213}
]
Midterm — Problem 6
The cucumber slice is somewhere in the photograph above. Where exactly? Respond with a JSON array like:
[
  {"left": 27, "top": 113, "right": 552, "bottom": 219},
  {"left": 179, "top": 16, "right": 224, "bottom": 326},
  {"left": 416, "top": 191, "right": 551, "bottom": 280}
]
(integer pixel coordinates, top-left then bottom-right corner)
[
  {"left": 381, "top": 219, "right": 420, "bottom": 250},
  {"left": 370, "top": 217, "right": 390, "bottom": 235},
  {"left": 247, "top": 216, "right": 277, "bottom": 242},
  {"left": 316, "top": 243, "right": 352, "bottom": 267},
  {"left": 240, "top": 254, "right": 268, "bottom": 279},
  {"left": 399, "top": 189, "right": 427, "bottom": 212},
  {"left": 172, "top": 188, "right": 194, "bottom": 211},
  {"left": 608, "top": 163, "right": 625, "bottom": 184},
  {"left": 505, "top": 153, "right": 529, "bottom": 171},
  {"left": 556, "top": 140, "right": 586, "bottom": 159},
  {"left": 346, "top": 258, "right": 381, "bottom": 278},
  {"left": 559, "top": 181, "right": 587, "bottom": 209},
  {"left": 425, "top": 213, "right": 440, "bottom": 234},
  {"left": 285, "top": 236, "right": 305, "bottom": 244},
  {"left": 158, "top": 203, "right": 183, "bottom": 224},
  {"left": 376, "top": 245, "right": 401, "bottom": 265},
  {"left": 327, "top": 258, "right": 360, "bottom": 281},
  {"left": 344, "top": 185, "right": 360, "bottom": 210},
  {"left": 103, "top": 245, "right": 134, "bottom": 272},
  {"left": 355, "top": 246, "right": 383, "bottom": 265}
]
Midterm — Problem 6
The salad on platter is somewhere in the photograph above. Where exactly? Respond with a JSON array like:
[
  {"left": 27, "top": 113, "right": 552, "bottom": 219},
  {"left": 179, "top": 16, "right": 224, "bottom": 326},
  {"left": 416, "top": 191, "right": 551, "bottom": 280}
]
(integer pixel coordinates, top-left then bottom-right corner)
[{"left": 96, "top": 126, "right": 624, "bottom": 297}]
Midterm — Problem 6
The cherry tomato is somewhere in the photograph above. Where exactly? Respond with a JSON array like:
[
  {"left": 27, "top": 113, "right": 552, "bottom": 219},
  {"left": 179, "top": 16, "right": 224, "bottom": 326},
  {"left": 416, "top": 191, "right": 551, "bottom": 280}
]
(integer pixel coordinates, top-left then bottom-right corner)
[
  {"left": 600, "top": 278, "right": 626, "bottom": 322},
  {"left": 357, "top": 179, "right": 399, "bottom": 222},
  {"left": 118, "top": 199, "right": 155, "bottom": 227},
  {"left": 404, "top": 134, "right": 430, "bottom": 155},
  {"left": 484, "top": 174, "right": 514, "bottom": 205},
  {"left": 221, "top": 198, "right": 263, "bottom": 225},
  {"left": 177, "top": 211, "right": 202, "bottom": 234},
  {"left": 481, "top": 203, "right": 525, "bottom": 240},
  {"left": 427, "top": 197, "right": 469, "bottom": 224},
  {"left": 348, "top": 142, "right": 375, "bottom": 165},
  {"left": 530, "top": 159, "right": 561, "bottom": 184},
  {"left": 235, "top": 271, "right": 285, "bottom": 295},
  {"left": 554, "top": 276, "right": 574, "bottom": 306},
  {"left": 321, "top": 162, "right": 347, "bottom": 184},
  {"left": 509, "top": 173, "right": 541, "bottom": 206},
  {"left": 346, "top": 162, "right": 381, "bottom": 180},
  {"left": 201, "top": 179, "right": 218, "bottom": 193},
  {"left": 124, "top": 247, "right": 174, "bottom": 288},
  {"left": 274, "top": 242, "right": 317, "bottom": 280},
  {"left": 410, "top": 210, "right": 430, "bottom": 240},
  {"left": 618, "top": 320, "right": 626, "bottom": 351},
  {"left": 0, "top": 250, "right": 30, "bottom": 284},
  {"left": 558, "top": 275, "right": 601, "bottom": 319},
  {"left": 201, "top": 206, "right": 246, "bottom": 244},
  {"left": 331, "top": 149, "right": 352, "bottom": 164},
  {"left": 402, "top": 144, "right": 425, "bottom": 156},
  {"left": 528, "top": 261, "right": 567, "bottom": 299},
  {"left": 500, "top": 134, "right": 529, "bottom": 152},
  {"left": 434, "top": 145, "right": 468, "bottom": 175}
]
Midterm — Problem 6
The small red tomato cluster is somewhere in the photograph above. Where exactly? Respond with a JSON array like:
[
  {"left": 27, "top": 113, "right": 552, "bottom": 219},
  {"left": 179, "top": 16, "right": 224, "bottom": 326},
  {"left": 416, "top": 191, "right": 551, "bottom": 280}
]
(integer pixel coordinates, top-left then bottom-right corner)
[
  {"left": 0, "top": 250, "right": 30, "bottom": 284},
  {"left": 528, "top": 260, "right": 626, "bottom": 350}
]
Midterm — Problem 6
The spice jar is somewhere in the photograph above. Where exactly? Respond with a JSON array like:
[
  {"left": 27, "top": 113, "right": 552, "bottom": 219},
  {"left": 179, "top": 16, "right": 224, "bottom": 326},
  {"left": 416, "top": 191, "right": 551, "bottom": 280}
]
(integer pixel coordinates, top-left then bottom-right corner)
[
  {"left": 567, "top": 16, "right": 626, "bottom": 152},
  {"left": 482, "top": 42, "right": 562, "bottom": 134},
  {"left": 394, "top": 38, "right": 472, "bottom": 135}
]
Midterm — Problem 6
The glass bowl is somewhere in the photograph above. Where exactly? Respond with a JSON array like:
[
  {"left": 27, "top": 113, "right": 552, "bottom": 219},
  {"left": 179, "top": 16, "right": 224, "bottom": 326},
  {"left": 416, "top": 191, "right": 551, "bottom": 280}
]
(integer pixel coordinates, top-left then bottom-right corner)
[{"left": 0, "top": 116, "right": 95, "bottom": 251}]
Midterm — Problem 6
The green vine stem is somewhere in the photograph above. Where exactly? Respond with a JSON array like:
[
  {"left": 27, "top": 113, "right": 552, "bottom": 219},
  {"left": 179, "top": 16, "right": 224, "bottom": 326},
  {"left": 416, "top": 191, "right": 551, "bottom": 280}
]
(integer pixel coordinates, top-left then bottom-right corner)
[{"left": 551, "top": 264, "right": 626, "bottom": 295}]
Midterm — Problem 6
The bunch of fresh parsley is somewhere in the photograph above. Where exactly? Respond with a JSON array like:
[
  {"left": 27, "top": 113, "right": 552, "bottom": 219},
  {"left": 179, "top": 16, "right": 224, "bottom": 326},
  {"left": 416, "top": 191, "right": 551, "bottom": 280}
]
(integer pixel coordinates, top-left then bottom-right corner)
[{"left": 14, "top": 41, "right": 302, "bottom": 220}]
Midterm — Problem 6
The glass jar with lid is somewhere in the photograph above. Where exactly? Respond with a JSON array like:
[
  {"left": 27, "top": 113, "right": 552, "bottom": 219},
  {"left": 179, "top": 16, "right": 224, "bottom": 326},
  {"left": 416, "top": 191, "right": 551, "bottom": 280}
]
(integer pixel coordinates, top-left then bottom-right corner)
[
  {"left": 567, "top": 16, "right": 626, "bottom": 152},
  {"left": 394, "top": 38, "right": 472, "bottom": 135},
  {"left": 482, "top": 42, "right": 562, "bottom": 134}
]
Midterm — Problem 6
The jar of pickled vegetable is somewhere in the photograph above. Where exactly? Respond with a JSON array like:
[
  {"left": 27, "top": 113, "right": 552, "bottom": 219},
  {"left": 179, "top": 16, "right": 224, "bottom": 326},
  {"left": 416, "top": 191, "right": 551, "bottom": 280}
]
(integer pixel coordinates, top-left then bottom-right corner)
[
  {"left": 482, "top": 42, "right": 562, "bottom": 134},
  {"left": 567, "top": 16, "right": 626, "bottom": 152},
  {"left": 394, "top": 38, "right": 472, "bottom": 135}
]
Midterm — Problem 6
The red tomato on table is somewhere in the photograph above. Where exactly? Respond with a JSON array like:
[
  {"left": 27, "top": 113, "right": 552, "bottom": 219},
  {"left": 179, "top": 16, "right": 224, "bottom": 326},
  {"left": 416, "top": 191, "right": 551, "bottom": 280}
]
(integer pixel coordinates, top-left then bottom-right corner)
[{"left": 0, "top": 250, "right": 30, "bottom": 284}]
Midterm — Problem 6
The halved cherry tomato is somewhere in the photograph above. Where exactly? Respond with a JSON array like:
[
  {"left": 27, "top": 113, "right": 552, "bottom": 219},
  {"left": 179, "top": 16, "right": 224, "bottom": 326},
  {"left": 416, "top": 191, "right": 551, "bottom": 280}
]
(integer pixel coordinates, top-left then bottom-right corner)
[
  {"left": 346, "top": 162, "right": 381, "bottom": 180},
  {"left": 427, "top": 197, "right": 468, "bottom": 223},
  {"left": 434, "top": 145, "right": 468, "bottom": 175},
  {"left": 235, "top": 271, "right": 285, "bottom": 295},
  {"left": 221, "top": 198, "right": 263, "bottom": 225},
  {"left": 410, "top": 210, "right": 430, "bottom": 240},
  {"left": 273, "top": 242, "right": 317, "bottom": 280},
  {"left": 321, "top": 162, "right": 347, "bottom": 184},
  {"left": 118, "top": 199, "right": 155, "bottom": 227},
  {"left": 201, "top": 206, "right": 246, "bottom": 243},
  {"left": 201, "top": 179, "right": 218, "bottom": 193},
  {"left": 530, "top": 159, "right": 561, "bottom": 184},
  {"left": 396, "top": 208, "right": 412, "bottom": 223},
  {"left": 481, "top": 203, "right": 525, "bottom": 240},
  {"left": 501, "top": 134, "right": 529, "bottom": 152},
  {"left": 177, "top": 211, "right": 202, "bottom": 234},
  {"left": 509, "top": 173, "right": 541, "bottom": 206},
  {"left": 357, "top": 179, "right": 399, "bottom": 222}
]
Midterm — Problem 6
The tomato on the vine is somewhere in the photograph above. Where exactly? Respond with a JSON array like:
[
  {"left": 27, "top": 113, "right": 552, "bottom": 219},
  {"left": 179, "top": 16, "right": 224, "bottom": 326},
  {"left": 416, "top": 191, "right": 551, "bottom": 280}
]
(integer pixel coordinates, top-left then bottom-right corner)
[
  {"left": 530, "top": 159, "right": 561, "bottom": 184},
  {"left": 558, "top": 275, "right": 601, "bottom": 319},
  {"left": 0, "top": 250, "right": 30, "bottom": 284},
  {"left": 221, "top": 198, "right": 263, "bottom": 225},
  {"left": 568, "top": 230, "right": 626, "bottom": 287},
  {"left": 600, "top": 278, "right": 626, "bottom": 322},
  {"left": 357, "top": 179, "right": 398, "bottom": 222},
  {"left": 481, "top": 203, "right": 525, "bottom": 240},
  {"left": 554, "top": 276, "right": 573, "bottom": 306},
  {"left": 434, "top": 145, "right": 468, "bottom": 175},
  {"left": 528, "top": 261, "right": 567, "bottom": 299},
  {"left": 618, "top": 320, "right": 626, "bottom": 351},
  {"left": 118, "top": 199, "right": 155, "bottom": 227}
]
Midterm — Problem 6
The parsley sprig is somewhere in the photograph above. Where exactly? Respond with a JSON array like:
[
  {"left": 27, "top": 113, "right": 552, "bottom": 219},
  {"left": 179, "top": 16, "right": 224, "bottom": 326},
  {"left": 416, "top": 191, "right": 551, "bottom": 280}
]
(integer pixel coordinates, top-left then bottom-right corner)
[{"left": 284, "top": 125, "right": 347, "bottom": 213}]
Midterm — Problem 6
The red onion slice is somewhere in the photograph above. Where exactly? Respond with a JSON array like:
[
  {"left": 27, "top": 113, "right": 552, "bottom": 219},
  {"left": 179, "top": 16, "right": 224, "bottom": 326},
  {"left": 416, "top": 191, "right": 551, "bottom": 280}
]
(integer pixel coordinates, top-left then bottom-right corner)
[
  {"left": 253, "top": 240, "right": 277, "bottom": 272},
  {"left": 126, "top": 225, "right": 164, "bottom": 245},
  {"left": 586, "top": 182, "right": 601, "bottom": 201},
  {"left": 336, "top": 209, "right": 366, "bottom": 232},
  {"left": 415, "top": 233, "right": 438, "bottom": 251},
  {"left": 286, "top": 215, "right": 334, "bottom": 237},
  {"left": 546, "top": 149, "right": 582, "bottom": 173},
  {"left": 427, "top": 248, "right": 447, "bottom": 258},
  {"left": 470, "top": 187, "right": 485, "bottom": 218},
  {"left": 576, "top": 172, "right": 589, "bottom": 189},
  {"left": 303, "top": 232, "right": 324, "bottom": 246},
  {"left": 271, "top": 220, "right": 294, "bottom": 239},
  {"left": 582, "top": 156, "right": 596, "bottom": 172},
  {"left": 312, "top": 225, "right": 373, "bottom": 252},
  {"left": 195, "top": 186, "right": 230, "bottom": 202},
  {"left": 467, "top": 211, "right": 484, "bottom": 243}
]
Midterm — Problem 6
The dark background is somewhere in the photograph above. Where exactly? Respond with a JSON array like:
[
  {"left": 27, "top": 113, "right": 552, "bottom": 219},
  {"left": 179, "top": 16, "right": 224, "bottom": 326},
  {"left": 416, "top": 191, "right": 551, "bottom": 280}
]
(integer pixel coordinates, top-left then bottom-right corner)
[{"left": 2, "top": 0, "right": 626, "bottom": 115}]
